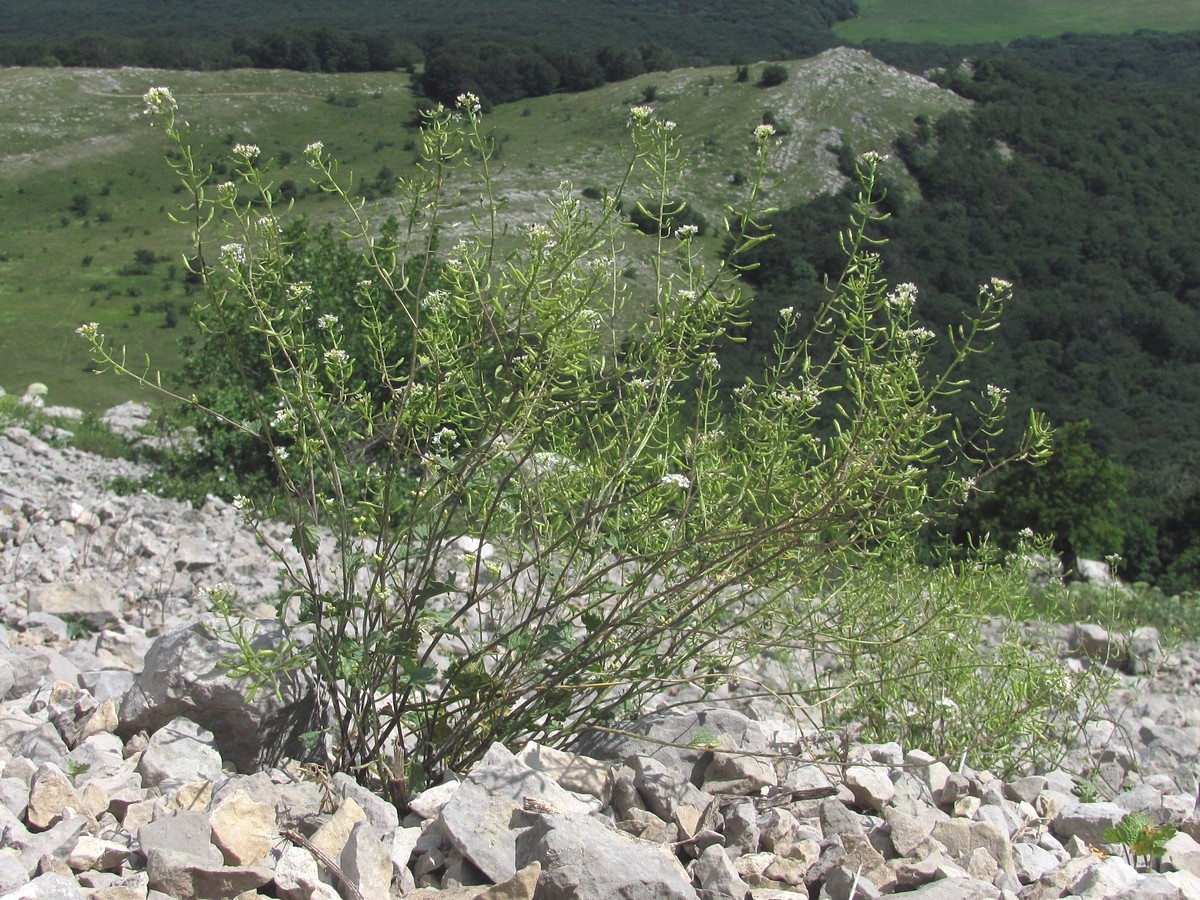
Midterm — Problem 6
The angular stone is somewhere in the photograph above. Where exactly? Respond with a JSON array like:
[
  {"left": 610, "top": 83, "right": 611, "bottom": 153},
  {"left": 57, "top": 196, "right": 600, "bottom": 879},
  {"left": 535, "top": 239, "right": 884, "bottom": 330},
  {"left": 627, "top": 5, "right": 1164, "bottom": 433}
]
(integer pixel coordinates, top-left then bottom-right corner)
[
  {"left": 631, "top": 755, "right": 715, "bottom": 836},
  {"left": 117, "top": 617, "right": 322, "bottom": 773},
  {"left": 340, "top": 820, "right": 394, "bottom": 899},
  {"left": 209, "top": 790, "right": 275, "bottom": 866},
  {"left": 1054, "top": 801, "right": 1129, "bottom": 845},
  {"left": 0, "top": 872, "right": 86, "bottom": 899},
  {"left": 691, "top": 842, "right": 752, "bottom": 899},
  {"left": 25, "top": 583, "right": 122, "bottom": 630},
  {"left": 145, "top": 848, "right": 272, "bottom": 900},
  {"left": 844, "top": 765, "right": 894, "bottom": 812},
  {"left": 331, "top": 772, "right": 399, "bottom": 840},
  {"left": 137, "top": 810, "right": 223, "bottom": 867},
  {"left": 136, "top": 717, "right": 222, "bottom": 789},
  {"left": 309, "top": 797, "right": 366, "bottom": 861},
  {"left": 514, "top": 813, "right": 697, "bottom": 899},
  {"left": 517, "top": 741, "right": 614, "bottom": 806},
  {"left": 407, "top": 780, "right": 461, "bottom": 820},
  {"left": 26, "top": 764, "right": 92, "bottom": 832},
  {"left": 1067, "top": 854, "right": 1140, "bottom": 898},
  {"left": 66, "top": 835, "right": 135, "bottom": 873},
  {"left": 701, "top": 739, "right": 777, "bottom": 796},
  {"left": 440, "top": 743, "right": 591, "bottom": 883}
]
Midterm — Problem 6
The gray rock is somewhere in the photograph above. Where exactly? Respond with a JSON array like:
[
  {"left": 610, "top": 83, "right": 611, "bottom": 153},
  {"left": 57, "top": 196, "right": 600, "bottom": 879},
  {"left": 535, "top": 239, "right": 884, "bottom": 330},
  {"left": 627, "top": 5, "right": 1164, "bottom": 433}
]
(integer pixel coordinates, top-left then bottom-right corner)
[
  {"left": 517, "top": 741, "right": 614, "bottom": 806},
  {"left": 340, "top": 820, "right": 394, "bottom": 899},
  {"left": 144, "top": 847, "right": 273, "bottom": 900},
  {"left": 439, "top": 742, "right": 591, "bottom": 882},
  {"left": 25, "top": 583, "right": 122, "bottom": 631},
  {"left": 136, "top": 716, "right": 223, "bottom": 789},
  {"left": 1054, "top": 801, "right": 1128, "bottom": 845},
  {"left": 0, "top": 873, "right": 84, "bottom": 899},
  {"left": 843, "top": 766, "right": 893, "bottom": 812},
  {"left": 889, "top": 876, "right": 999, "bottom": 898},
  {"left": 691, "top": 842, "right": 751, "bottom": 899},
  {"left": 136, "top": 811, "right": 223, "bottom": 867},
  {"left": 117, "top": 617, "right": 321, "bottom": 773},
  {"left": 630, "top": 755, "right": 715, "bottom": 835},
  {"left": 1067, "top": 854, "right": 1141, "bottom": 898},
  {"left": 332, "top": 772, "right": 399, "bottom": 840},
  {"left": 577, "top": 709, "right": 768, "bottom": 784},
  {"left": 515, "top": 813, "right": 698, "bottom": 899}
]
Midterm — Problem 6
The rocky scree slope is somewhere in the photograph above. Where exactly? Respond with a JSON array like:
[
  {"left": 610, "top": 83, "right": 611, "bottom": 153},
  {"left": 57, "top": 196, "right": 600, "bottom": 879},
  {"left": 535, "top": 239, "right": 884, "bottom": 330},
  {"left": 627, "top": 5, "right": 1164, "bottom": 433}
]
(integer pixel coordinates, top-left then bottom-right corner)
[{"left": 2, "top": 404, "right": 1200, "bottom": 899}]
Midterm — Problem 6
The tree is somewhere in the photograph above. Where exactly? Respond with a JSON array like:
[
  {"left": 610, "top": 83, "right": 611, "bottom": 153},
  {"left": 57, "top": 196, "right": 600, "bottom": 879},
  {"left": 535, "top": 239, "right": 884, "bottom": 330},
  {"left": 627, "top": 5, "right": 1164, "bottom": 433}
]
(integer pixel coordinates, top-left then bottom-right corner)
[{"left": 964, "top": 420, "right": 1130, "bottom": 575}]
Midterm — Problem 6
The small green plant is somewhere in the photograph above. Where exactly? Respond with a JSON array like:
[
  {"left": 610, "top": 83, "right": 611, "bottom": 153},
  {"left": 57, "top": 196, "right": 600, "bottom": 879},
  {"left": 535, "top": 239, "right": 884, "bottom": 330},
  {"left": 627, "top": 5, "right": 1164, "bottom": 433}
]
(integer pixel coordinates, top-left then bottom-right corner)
[
  {"left": 79, "top": 87, "right": 1077, "bottom": 801},
  {"left": 64, "top": 759, "right": 91, "bottom": 781},
  {"left": 1103, "top": 811, "right": 1176, "bottom": 870}
]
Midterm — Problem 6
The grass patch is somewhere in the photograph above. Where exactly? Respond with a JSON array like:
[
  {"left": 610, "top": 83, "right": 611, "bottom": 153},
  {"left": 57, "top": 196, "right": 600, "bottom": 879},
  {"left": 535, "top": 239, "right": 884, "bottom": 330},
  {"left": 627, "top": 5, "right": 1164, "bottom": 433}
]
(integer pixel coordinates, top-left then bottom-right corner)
[{"left": 835, "top": 0, "right": 1200, "bottom": 45}]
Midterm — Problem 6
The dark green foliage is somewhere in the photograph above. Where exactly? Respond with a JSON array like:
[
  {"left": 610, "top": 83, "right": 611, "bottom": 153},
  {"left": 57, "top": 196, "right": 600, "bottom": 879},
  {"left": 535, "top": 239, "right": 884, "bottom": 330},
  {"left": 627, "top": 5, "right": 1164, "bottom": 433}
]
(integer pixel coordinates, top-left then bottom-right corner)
[
  {"left": 0, "top": 0, "right": 854, "bottom": 74},
  {"left": 726, "top": 49, "right": 1200, "bottom": 587},
  {"left": 758, "top": 63, "right": 790, "bottom": 87},
  {"left": 963, "top": 422, "right": 1132, "bottom": 576}
]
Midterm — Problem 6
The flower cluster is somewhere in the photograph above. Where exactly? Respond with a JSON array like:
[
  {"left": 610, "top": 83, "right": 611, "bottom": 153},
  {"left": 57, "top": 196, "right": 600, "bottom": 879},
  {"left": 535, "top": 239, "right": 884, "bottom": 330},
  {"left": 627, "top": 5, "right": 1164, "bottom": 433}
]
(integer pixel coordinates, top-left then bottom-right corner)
[
  {"left": 304, "top": 142, "right": 324, "bottom": 165},
  {"left": 456, "top": 93, "right": 482, "bottom": 115},
  {"left": 753, "top": 123, "right": 776, "bottom": 142},
  {"left": 142, "top": 86, "right": 177, "bottom": 116},
  {"left": 660, "top": 473, "right": 691, "bottom": 490},
  {"left": 232, "top": 143, "right": 260, "bottom": 162}
]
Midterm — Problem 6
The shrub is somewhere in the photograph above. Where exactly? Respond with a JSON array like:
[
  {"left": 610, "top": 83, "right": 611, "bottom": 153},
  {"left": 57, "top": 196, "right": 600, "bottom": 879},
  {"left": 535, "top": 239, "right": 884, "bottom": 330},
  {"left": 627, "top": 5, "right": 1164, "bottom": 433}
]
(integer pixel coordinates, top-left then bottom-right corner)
[
  {"left": 759, "top": 63, "right": 789, "bottom": 87},
  {"left": 80, "top": 88, "right": 1100, "bottom": 799}
]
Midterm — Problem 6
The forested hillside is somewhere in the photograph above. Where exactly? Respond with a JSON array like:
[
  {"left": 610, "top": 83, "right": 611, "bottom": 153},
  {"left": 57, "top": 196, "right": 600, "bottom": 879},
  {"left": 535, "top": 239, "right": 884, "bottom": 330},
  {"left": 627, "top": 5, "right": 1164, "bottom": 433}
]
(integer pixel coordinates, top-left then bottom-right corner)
[
  {"left": 0, "top": 0, "right": 854, "bottom": 72},
  {"left": 729, "top": 40, "right": 1200, "bottom": 590}
]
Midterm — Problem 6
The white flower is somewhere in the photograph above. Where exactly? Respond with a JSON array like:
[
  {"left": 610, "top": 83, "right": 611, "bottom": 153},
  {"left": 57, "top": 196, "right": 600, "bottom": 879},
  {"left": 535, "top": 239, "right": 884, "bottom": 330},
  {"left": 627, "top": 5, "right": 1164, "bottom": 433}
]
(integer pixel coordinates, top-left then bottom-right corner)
[
  {"left": 317, "top": 314, "right": 338, "bottom": 331},
  {"left": 233, "top": 143, "right": 260, "bottom": 161},
  {"left": 271, "top": 407, "right": 292, "bottom": 428},
  {"left": 456, "top": 93, "right": 482, "bottom": 114},
  {"left": 778, "top": 306, "right": 795, "bottom": 320},
  {"left": 753, "top": 123, "right": 776, "bottom": 141},
  {"left": 324, "top": 349, "right": 350, "bottom": 367},
  {"left": 677, "top": 289, "right": 697, "bottom": 302},
  {"left": 985, "top": 384, "right": 1010, "bottom": 403},
  {"left": 858, "top": 151, "right": 889, "bottom": 166},
  {"left": 431, "top": 427, "right": 457, "bottom": 448},
  {"left": 628, "top": 105, "right": 654, "bottom": 123},
  {"left": 660, "top": 473, "right": 690, "bottom": 490},
  {"left": 274, "top": 446, "right": 289, "bottom": 461},
  {"left": 986, "top": 277, "right": 1013, "bottom": 294},
  {"left": 356, "top": 280, "right": 371, "bottom": 292},
  {"left": 675, "top": 225, "right": 699, "bottom": 239},
  {"left": 663, "top": 120, "right": 677, "bottom": 131},
  {"left": 216, "top": 181, "right": 237, "bottom": 200},
  {"left": 288, "top": 283, "right": 313, "bottom": 302},
  {"left": 142, "top": 86, "right": 177, "bottom": 115},
  {"left": 75, "top": 322, "right": 100, "bottom": 341},
  {"left": 219, "top": 243, "right": 246, "bottom": 268},
  {"left": 232, "top": 495, "right": 250, "bottom": 511},
  {"left": 255, "top": 215, "right": 280, "bottom": 235},
  {"left": 887, "top": 282, "right": 918, "bottom": 310}
]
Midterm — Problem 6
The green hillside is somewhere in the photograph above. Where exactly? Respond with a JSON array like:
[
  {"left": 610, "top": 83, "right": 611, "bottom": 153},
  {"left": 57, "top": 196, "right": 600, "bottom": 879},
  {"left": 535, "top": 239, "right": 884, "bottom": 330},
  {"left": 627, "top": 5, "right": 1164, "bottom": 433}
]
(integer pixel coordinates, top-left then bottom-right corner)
[
  {"left": 836, "top": 0, "right": 1200, "bottom": 44},
  {"left": 0, "top": 52, "right": 967, "bottom": 408}
]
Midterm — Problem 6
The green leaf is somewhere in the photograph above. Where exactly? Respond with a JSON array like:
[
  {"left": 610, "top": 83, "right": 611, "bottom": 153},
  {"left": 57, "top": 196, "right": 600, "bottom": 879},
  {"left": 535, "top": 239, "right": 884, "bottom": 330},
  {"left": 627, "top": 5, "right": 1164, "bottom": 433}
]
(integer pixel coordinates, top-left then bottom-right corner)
[{"left": 290, "top": 523, "right": 320, "bottom": 557}]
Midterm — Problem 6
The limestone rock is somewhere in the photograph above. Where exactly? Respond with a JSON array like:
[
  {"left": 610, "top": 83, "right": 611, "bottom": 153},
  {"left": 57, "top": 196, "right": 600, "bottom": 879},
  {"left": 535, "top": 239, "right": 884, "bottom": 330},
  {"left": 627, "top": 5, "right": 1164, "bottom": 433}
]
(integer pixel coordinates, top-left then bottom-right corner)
[
  {"left": 514, "top": 812, "right": 698, "bottom": 899},
  {"left": 209, "top": 790, "right": 275, "bottom": 866},
  {"left": 117, "top": 618, "right": 321, "bottom": 773}
]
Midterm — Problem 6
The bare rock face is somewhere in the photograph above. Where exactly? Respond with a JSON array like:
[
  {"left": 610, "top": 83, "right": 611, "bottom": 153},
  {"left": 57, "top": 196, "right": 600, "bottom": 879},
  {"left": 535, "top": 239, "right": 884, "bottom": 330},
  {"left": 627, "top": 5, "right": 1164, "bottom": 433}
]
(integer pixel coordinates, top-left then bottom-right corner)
[{"left": 116, "top": 617, "right": 322, "bottom": 773}]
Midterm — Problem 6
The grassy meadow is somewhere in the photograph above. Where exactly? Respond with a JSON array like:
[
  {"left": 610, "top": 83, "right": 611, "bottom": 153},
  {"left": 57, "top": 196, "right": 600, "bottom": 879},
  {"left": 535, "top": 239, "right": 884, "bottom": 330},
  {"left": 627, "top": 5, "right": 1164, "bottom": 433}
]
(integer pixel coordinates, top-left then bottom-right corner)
[
  {"left": 835, "top": 0, "right": 1200, "bottom": 44},
  {"left": 0, "top": 51, "right": 967, "bottom": 410}
]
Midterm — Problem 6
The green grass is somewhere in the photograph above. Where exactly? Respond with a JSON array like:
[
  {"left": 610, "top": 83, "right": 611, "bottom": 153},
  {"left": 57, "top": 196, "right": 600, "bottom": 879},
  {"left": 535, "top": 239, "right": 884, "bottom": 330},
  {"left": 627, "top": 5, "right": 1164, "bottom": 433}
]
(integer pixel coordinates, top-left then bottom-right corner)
[
  {"left": 0, "top": 53, "right": 968, "bottom": 410},
  {"left": 835, "top": 0, "right": 1200, "bottom": 45}
]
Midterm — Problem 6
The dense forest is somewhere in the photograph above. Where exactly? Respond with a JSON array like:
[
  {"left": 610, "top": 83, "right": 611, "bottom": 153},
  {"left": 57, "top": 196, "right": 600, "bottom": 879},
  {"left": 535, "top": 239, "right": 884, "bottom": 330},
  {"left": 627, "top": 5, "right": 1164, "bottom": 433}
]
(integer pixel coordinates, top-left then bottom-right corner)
[
  {"left": 729, "top": 39, "right": 1200, "bottom": 590},
  {"left": 0, "top": 0, "right": 855, "bottom": 75}
]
